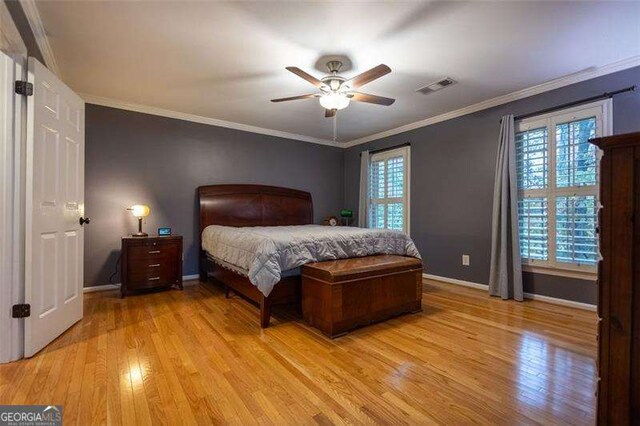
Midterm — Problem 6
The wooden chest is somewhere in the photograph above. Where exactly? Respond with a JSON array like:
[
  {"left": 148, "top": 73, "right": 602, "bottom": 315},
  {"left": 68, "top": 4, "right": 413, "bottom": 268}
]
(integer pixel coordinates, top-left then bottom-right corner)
[
  {"left": 302, "top": 255, "right": 423, "bottom": 337},
  {"left": 121, "top": 236, "right": 183, "bottom": 298}
]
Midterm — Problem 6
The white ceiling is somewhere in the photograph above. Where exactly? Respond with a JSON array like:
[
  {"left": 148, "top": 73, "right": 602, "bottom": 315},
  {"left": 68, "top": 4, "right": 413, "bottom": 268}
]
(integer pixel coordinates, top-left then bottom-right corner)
[{"left": 35, "top": 0, "right": 640, "bottom": 144}]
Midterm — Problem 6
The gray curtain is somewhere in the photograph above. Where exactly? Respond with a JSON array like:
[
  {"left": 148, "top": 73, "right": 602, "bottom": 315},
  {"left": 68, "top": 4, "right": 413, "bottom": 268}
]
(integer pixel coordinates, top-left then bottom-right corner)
[
  {"left": 358, "top": 150, "right": 369, "bottom": 227},
  {"left": 489, "top": 115, "right": 523, "bottom": 301}
]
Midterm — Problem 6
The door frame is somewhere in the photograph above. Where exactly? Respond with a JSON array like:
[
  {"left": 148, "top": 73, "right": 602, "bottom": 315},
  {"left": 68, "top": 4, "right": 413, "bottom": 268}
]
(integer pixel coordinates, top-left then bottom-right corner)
[
  {"left": 1, "top": 1, "right": 29, "bottom": 363},
  {"left": 0, "top": 51, "right": 27, "bottom": 364}
]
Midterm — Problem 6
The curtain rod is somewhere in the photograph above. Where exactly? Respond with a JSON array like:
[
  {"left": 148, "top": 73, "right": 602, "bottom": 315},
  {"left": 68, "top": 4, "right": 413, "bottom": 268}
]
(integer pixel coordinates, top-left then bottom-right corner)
[
  {"left": 513, "top": 85, "right": 636, "bottom": 121},
  {"left": 361, "top": 142, "right": 411, "bottom": 156}
]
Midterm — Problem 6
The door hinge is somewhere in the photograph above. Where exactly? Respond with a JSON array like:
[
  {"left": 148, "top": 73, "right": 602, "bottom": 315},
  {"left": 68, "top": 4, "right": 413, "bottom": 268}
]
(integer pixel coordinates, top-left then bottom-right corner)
[
  {"left": 12, "top": 304, "right": 31, "bottom": 318},
  {"left": 15, "top": 81, "right": 33, "bottom": 96}
]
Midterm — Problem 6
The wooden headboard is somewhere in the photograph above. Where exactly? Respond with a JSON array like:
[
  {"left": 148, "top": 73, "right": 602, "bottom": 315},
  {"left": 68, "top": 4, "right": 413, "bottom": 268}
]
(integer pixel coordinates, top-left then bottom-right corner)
[{"left": 198, "top": 184, "right": 313, "bottom": 234}]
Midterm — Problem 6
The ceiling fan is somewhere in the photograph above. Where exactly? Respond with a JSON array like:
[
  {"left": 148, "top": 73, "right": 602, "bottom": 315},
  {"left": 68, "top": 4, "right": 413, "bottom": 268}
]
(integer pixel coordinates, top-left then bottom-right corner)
[{"left": 271, "top": 61, "right": 395, "bottom": 118}]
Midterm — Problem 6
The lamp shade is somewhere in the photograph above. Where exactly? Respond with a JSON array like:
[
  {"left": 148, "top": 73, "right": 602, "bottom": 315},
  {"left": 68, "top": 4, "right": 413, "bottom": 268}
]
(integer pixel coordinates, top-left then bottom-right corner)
[{"left": 129, "top": 204, "right": 150, "bottom": 218}]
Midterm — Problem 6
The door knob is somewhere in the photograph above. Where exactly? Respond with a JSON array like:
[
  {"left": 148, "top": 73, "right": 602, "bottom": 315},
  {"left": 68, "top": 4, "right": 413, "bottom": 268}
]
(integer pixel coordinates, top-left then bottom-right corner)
[{"left": 79, "top": 217, "right": 91, "bottom": 226}]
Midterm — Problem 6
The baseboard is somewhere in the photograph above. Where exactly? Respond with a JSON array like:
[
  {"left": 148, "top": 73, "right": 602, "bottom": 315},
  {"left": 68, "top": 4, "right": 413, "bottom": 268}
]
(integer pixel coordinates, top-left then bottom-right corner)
[
  {"left": 522, "top": 292, "right": 597, "bottom": 312},
  {"left": 423, "top": 273, "right": 597, "bottom": 312},
  {"left": 83, "top": 284, "right": 120, "bottom": 293},
  {"left": 83, "top": 274, "right": 202, "bottom": 293},
  {"left": 182, "top": 274, "right": 199, "bottom": 281},
  {"left": 423, "top": 273, "right": 489, "bottom": 290}
]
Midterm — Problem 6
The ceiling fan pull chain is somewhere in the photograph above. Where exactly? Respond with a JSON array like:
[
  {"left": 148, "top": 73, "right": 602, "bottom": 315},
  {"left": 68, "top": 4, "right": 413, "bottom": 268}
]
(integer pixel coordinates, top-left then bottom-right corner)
[{"left": 333, "top": 113, "right": 338, "bottom": 142}]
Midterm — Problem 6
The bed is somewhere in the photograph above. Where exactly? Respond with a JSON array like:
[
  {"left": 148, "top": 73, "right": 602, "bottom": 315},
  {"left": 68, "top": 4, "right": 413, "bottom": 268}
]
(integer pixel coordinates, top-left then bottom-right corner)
[
  {"left": 198, "top": 184, "right": 310, "bottom": 327},
  {"left": 198, "top": 184, "right": 420, "bottom": 327}
]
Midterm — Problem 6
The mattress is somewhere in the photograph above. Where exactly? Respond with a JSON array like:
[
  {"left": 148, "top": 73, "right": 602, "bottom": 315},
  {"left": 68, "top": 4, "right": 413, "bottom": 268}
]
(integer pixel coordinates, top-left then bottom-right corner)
[
  {"left": 202, "top": 224, "right": 421, "bottom": 297},
  {"left": 206, "top": 252, "right": 301, "bottom": 278}
]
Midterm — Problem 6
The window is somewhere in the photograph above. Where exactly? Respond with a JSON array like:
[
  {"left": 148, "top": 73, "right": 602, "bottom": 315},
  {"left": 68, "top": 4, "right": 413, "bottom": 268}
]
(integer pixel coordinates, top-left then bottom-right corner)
[
  {"left": 367, "top": 146, "right": 410, "bottom": 233},
  {"left": 516, "top": 100, "right": 611, "bottom": 278}
]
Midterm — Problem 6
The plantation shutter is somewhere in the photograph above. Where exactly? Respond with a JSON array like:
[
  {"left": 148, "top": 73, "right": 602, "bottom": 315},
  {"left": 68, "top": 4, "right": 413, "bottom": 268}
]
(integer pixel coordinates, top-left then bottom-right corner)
[{"left": 368, "top": 146, "right": 410, "bottom": 233}]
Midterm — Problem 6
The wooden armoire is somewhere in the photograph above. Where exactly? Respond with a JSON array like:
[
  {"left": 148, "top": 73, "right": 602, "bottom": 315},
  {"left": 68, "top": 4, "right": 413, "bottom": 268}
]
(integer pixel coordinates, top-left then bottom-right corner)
[{"left": 590, "top": 131, "right": 640, "bottom": 425}]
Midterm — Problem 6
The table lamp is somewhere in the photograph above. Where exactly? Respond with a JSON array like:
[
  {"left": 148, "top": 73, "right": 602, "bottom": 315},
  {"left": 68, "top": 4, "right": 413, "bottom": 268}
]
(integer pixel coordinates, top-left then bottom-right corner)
[{"left": 128, "top": 204, "right": 150, "bottom": 237}]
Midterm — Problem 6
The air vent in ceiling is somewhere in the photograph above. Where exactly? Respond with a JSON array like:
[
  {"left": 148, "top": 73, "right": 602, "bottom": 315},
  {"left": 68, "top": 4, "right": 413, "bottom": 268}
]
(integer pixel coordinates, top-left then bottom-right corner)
[{"left": 416, "top": 77, "right": 457, "bottom": 95}]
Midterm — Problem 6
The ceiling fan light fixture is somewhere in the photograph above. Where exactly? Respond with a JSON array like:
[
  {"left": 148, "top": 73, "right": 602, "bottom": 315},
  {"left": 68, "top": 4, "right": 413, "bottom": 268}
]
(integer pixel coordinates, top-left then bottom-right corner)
[
  {"left": 273, "top": 62, "right": 395, "bottom": 118},
  {"left": 319, "top": 92, "right": 350, "bottom": 110}
]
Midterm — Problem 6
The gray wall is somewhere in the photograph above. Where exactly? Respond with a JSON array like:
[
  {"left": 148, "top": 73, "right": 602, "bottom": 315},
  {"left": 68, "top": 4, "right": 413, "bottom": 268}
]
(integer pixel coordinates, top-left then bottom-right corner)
[
  {"left": 344, "top": 66, "right": 640, "bottom": 305},
  {"left": 85, "top": 105, "right": 344, "bottom": 286},
  {"left": 84, "top": 66, "right": 640, "bottom": 301}
]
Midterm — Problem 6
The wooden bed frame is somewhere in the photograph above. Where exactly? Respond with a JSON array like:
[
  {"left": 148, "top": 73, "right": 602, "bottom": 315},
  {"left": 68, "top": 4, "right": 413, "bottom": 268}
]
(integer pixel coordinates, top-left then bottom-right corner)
[{"left": 198, "top": 184, "right": 313, "bottom": 328}]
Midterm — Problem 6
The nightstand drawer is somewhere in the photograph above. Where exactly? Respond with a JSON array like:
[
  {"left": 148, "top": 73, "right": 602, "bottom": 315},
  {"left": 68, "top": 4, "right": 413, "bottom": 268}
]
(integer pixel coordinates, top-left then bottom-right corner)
[
  {"left": 127, "top": 243, "right": 178, "bottom": 261},
  {"left": 127, "top": 259, "right": 177, "bottom": 276},
  {"left": 127, "top": 268, "right": 179, "bottom": 286}
]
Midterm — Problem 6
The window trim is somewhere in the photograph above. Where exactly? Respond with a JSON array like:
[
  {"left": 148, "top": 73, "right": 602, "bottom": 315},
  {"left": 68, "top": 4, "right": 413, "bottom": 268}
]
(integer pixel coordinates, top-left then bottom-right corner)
[
  {"left": 368, "top": 145, "right": 411, "bottom": 235},
  {"left": 516, "top": 99, "right": 612, "bottom": 279}
]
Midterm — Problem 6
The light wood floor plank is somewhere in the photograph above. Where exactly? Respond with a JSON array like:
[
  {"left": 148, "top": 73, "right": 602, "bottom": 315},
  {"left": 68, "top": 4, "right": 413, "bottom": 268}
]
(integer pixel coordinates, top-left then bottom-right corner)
[{"left": 0, "top": 279, "right": 597, "bottom": 425}]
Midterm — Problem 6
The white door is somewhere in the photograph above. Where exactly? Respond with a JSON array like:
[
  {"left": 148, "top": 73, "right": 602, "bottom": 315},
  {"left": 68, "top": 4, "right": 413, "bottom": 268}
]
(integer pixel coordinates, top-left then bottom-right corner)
[{"left": 24, "top": 58, "right": 85, "bottom": 357}]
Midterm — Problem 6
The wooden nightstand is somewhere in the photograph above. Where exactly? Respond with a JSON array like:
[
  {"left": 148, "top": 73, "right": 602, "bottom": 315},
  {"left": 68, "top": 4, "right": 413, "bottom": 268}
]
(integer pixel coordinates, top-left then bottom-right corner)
[{"left": 121, "top": 235, "right": 183, "bottom": 298}]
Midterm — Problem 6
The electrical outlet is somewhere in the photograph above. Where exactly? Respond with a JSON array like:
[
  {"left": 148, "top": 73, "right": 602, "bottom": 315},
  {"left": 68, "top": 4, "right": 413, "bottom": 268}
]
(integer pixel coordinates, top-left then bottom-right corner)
[{"left": 462, "top": 254, "right": 470, "bottom": 266}]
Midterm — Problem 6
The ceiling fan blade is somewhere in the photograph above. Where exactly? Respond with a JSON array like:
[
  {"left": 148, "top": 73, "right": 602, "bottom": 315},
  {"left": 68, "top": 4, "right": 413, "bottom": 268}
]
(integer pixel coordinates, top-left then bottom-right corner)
[
  {"left": 271, "top": 94, "right": 317, "bottom": 103},
  {"left": 286, "top": 67, "right": 323, "bottom": 88},
  {"left": 345, "top": 64, "right": 391, "bottom": 89},
  {"left": 325, "top": 109, "right": 336, "bottom": 118},
  {"left": 351, "top": 92, "right": 395, "bottom": 106}
]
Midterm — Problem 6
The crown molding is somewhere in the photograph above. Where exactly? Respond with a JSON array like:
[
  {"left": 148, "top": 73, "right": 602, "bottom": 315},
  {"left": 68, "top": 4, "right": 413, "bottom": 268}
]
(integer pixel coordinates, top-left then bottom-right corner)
[
  {"left": 9, "top": 2, "right": 639, "bottom": 150},
  {"left": 80, "top": 94, "right": 342, "bottom": 147},
  {"left": 80, "top": 55, "right": 638, "bottom": 149},
  {"left": 19, "top": 0, "right": 61, "bottom": 77},
  {"left": 343, "top": 55, "right": 640, "bottom": 148}
]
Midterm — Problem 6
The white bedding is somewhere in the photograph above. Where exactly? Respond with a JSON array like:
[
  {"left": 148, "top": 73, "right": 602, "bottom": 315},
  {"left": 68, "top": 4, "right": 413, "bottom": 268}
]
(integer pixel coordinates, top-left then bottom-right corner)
[{"left": 202, "top": 224, "right": 421, "bottom": 296}]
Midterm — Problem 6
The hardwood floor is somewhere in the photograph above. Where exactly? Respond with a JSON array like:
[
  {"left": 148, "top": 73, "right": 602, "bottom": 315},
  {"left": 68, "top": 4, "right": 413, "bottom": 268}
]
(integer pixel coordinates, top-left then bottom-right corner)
[{"left": 0, "top": 279, "right": 597, "bottom": 425}]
